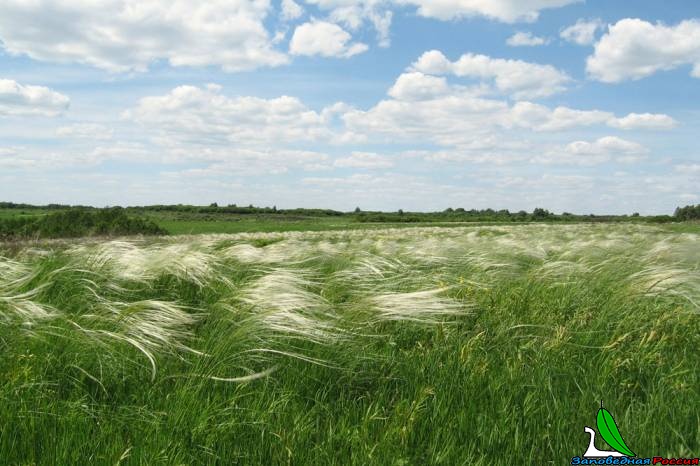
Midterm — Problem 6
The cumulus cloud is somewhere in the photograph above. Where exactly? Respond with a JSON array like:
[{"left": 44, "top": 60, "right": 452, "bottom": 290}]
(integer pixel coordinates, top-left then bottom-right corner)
[
  {"left": 301, "top": 0, "right": 578, "bottom": 49},
  {"left": 0, "top": 143, "right": 148, "bottom": 169},
  {"left": 0, "top": 1, "right": 287, "bottom": 73},
  {"left": 411, "top": 50, "right": 571, "bottom": 99},
  {"left": 0, "top": 0, "right": 589, "bottom": 82},
  {"left": 564, "top": 136, "right": 647, "bottom": 156},
  {"left": 509, "top": 102, "right": 612, "bottom": 131},
  {"left": 0, "top": 79, "right": 69, "bottom": 117},
  {"left": 125, "top": 84, "right": 333, "bottom": 145},
  {"left": 387, "top": 72, "right": 450, "bottom": 100},
  {"left": 281, "top": 0, "right": 304, "bottom": 20},
  {"left": 300, "top": 173, "right": 468, "bottom": 210},
  {"left": 587, "top": 18, "right": 700, "bottom": 82},
  {"left": 118, "top": 84, "right": 368, "bottom": 175},
  {"left": 290, "top": 21, "right": 368, "bottom": 58},
  {"left": 510, "top": 102, "right": 676, "bottom": 132},
  {"left": 334, "top": 151, "right": 394, "bottom": 168},
  {"left": 56, "top": 123, "right": 114, "bottom": 140},
  {"left": 532, "top": 136, "right": 648, "bottom": 165},
  {"left": 342, "top": 91, "right": 509, "bottom": 146},
  {"left": 342, "top": 75, "right": 672, "bottom": 150},
  {"left": 506, "top": 31, "right": 550, "bottom": 46},
  {"left": 164, "top": 148, "right": 330, "bottom": 175},
  {"left": 301, "top": 0, "right": 393, "bottom": 47},
  {"left": 608, "top": 112, "right": 677, "bottom": 130},
  {"left": 560, "top": 18, "right": 603, "bottom": 45},
  {"left": 679, "top": 193, "right": 699, "bottom": 201},
  {"left": 397, "top": 0, "right": 581, "bottom": 23},
  {"left": 0, "top": 0, "right": 591, "bottom": 74},
  {"left": 674, "top": 164, "right": 700, "bottom": 174}
]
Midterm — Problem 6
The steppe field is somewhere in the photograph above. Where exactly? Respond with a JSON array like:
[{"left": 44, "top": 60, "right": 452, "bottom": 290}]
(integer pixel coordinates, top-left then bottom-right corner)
[{"left": 1, "top": 223, "right": 698, "bottom": 464}]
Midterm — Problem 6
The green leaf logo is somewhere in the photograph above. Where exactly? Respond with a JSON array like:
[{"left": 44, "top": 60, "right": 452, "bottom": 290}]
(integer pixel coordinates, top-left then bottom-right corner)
[{"left": 596, "top": 404, "right": 635, "bottom": 457}]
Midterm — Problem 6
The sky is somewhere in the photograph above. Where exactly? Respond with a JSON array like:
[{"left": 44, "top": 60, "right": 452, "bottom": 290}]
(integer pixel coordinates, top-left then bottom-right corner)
[{"left": 0, "top": 0, "right": 699, "bottom": 214}]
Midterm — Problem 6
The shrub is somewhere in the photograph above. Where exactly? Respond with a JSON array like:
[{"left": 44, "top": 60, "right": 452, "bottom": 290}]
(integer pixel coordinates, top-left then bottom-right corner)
[{"left": 0, "top": 207, "right": 166, "bottom": 240}]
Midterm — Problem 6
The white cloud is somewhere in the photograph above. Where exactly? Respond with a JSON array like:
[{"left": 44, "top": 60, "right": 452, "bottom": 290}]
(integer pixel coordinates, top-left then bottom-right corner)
[
  {"left": 342, "top": 91, "right": 509, "bottom": 146},
  {"left": 117, "top": 84, "right": 356, "bottom": 175},
  {"left": 164, "top": 149, "right": 330, "bottom": 175},
  {"left": 289, "top": 21, "right": 368, "bottom": 58},
  {"left": 510, "top": 102, "right": 677, "bottom": 132},
  {"left": 0, "top": 79, "right": 69, "bottom": 117},
  {"left": 509, "top": 101, "right": 612, "bottom": 131},
  {"left": 587, "top": 19, "right": 700, "bottom": 82},
  {"left": 0, "top": 148, "right": 39, "bottom": 169},
  {"left": 532, "top": 136, "right": 648, "bottom": 165},
  {"left": 342, "top": 73, "right": 674, "bottom": 153},
  {"left": 302, "top": 0, "right": 393, "bottom": 47},
  {"left": 369, "top": 10, "right": 393, "bottom": 48},
  {"left": 84, "top": 144, "right": 152, "bottom": 162},
  {"left": 281, "top": 0, "right": 304, "bottom": 20},
  {"left": 334, "top": 151, "right": 394, "bottom": 168},
  {"left": 674, "top": 164, "right": 700, "bottom": 174},
  {"left": 0, "top": 1, "right": 287, "bottom": 73},
  {"left": 387, "top": 72, "right": 450, "bottom": 100},
  {"left": 397, "top": 0, "right": 581, "bottom": 23},
  {"left": 506, "top": 31, "right": 549, "bottom": 46},
  {"left": 0, "top": 143, "right": 147, "bottom": 169},
  {"left": 118, "top": 71, "right": 676, "bottom": 180},
  {"left": 0, "top": 142, "right": 331, "bottom": 175},
  {"left": 495, "top": 173, "right": 594, "bottom": 190},
  {"left": 343, "top": 84, "right": 668, "bottom": 149},
  {"left": 125, "top": 84, "right": 333, "bottom": 145},
  {"left": 560, "top": 18, "right": 603, "bottom": 45},
  {"left": 410, "top": 50, "right": 454, "bottom": 74},
  {"left": 411, "top": 50, "right": 571, "bottom": 99},
  {"left": 564, "top": 136, "right": 647, "bottom": 156},
  {"left": 300, "top": 172, "right": 469, "bottom": 210},
  {"left": 56, "top": 123, "right": 113, "bottom": 140},
  {"left": 608, "top": 112, "right": 677, "bottom": 130},
  {"left": 300, "top": 0, "right": 578, "bottom": 49}
]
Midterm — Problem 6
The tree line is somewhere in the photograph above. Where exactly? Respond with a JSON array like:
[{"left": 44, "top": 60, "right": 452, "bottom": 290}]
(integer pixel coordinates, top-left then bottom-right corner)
[
  {"left": 0, "top": 207, "right": 165, "bottom": 241},
  {"left": 674, "top": 204, "right": 700, "bottom": 221},
  {"left": 1, "top": 203, "right": 698, "bottom": 240}
]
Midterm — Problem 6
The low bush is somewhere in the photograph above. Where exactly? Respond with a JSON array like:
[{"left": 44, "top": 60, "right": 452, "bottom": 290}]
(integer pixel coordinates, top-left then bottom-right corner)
[{"left": 0, "top": 207, "right": 166, "bottom": 240}]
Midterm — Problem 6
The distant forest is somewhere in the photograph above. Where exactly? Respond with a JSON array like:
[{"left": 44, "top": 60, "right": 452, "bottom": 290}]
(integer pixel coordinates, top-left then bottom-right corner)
[
  {"left": 0, "top": 207, "right": 165, "bottom": 241},
  {"left": 0, "top": 202, "right": 698, "bottom": 241}
]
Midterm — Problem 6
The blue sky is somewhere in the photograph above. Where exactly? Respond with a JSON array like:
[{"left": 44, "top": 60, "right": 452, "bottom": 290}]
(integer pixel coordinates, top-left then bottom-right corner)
[{"left": 1, "top": 0, "right": 699, "bottom": 214}]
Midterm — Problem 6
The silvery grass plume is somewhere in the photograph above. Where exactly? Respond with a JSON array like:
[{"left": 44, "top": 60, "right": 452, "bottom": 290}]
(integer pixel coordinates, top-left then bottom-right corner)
[
  {"left": 334, "top": 253, "right": 411, "bottom": 288},
  {"left": 74, "top": 291, "right": 201, "bottom": 380},
  {"left": 76, "top": 240, "right": 221, "bottom": 287},
  {"left": 460, "top": 250, "right": 523, "bottom": 280},
  {"left": 222, "top": 243, "right": 283, "bottom": 264},
  {"left": 627, "top": 265, "right": 700, "bottom": 308},
  {"left": 0, "top": 256, "right": 56, "bottom": 324},
  {"left": 237, "top": 268, "right": 340, "bottom": 344},
  {"left": 0, "top": 289, "right": 56, "bottom": 325},
  {"left": 368, "top": 287, "right": 468, "bottom": 324},
  {"left": 534, "top": 259, "right": 590, "bottom": 283},
  {"left": 643, "top": 235, "right": 700, "bottom": 267},
  {"left": 222, "top": 239, "right": 319, "bottom": 265},
  {"left": 402, "top": 236, "right": 457, "bottom": 265}
]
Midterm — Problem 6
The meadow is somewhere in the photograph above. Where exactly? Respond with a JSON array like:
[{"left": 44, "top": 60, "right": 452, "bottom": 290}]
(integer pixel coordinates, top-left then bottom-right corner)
[{"left": 0, "top": 223, "right": 698, "bottom": 464}]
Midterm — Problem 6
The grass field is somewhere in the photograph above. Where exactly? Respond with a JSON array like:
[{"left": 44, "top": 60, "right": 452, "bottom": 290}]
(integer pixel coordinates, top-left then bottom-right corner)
[
  {"left": 152, "top": 216, "right": 529, "bottom": 235},
  {"left": 1, "top": 223, "right": 698, "bottom": 464}
]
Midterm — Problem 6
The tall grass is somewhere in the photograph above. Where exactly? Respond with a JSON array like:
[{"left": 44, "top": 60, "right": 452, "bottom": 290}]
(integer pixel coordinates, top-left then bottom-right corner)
[{"left": 0, "top": 224, "right": 698, "bottom": 464}]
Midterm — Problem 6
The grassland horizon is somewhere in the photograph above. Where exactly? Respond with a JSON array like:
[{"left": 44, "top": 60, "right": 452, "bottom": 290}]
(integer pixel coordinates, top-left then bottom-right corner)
[{"left": 2, "top": 202, "right": 698, "bottom": 241}]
